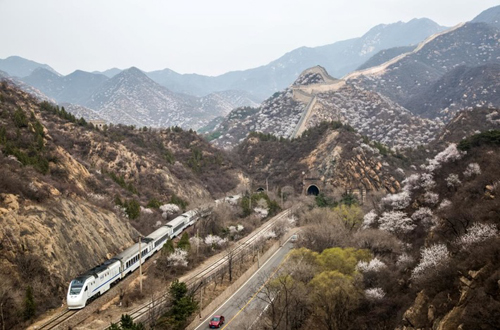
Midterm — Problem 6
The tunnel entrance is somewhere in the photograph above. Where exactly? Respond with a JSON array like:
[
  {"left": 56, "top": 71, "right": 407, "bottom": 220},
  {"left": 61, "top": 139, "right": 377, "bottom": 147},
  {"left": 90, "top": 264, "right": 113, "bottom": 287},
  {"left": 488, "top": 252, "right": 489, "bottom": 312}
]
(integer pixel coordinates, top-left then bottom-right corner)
[
  {"left": 306, "top": 185, "right": 320, "bottom": 196},
  {"left": 256, "top": 187, "right": 265, "bottom": 192}
]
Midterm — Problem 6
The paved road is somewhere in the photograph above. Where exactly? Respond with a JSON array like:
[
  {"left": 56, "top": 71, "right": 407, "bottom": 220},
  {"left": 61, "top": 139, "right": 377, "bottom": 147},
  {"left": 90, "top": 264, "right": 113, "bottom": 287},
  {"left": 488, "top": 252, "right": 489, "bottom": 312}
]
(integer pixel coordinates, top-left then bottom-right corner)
[{"left": 193, "top": 238, "right": 295, "bottom": 330}]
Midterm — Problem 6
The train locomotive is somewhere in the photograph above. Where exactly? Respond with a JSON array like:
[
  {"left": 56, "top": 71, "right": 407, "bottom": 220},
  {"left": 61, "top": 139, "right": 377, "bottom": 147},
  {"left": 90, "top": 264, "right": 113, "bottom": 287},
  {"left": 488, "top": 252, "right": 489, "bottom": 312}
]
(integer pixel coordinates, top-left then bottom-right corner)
[
  {"left": 67, "top": 210, "right": 194, "bottom": 309},
  {"left": 66, "top": 196, "right": 240, "bottom": 309}
]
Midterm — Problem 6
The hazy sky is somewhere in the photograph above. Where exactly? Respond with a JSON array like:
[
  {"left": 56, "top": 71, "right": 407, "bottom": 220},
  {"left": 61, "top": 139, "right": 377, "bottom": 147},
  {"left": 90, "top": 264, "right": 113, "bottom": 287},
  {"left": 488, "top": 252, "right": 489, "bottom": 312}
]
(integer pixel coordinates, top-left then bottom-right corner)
[{"left": 0, "top": 0, "right": 497, "bottom": 76}]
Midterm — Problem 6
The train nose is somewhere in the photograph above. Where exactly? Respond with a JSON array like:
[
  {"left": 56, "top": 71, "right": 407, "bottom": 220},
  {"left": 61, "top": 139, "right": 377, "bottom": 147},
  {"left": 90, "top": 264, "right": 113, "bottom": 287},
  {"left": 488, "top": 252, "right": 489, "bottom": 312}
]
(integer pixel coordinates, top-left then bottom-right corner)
[{"left": 67, "top": 295, "right": 85, "bottom": 309}]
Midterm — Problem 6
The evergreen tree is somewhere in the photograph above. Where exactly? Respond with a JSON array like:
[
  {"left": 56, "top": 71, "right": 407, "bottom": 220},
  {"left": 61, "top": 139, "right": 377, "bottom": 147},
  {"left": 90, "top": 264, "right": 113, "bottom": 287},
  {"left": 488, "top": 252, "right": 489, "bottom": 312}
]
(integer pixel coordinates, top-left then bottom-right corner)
[
  {"left": 125, "top": 199, "right": 140, "bottom": 219},
  {"left": 177, "top": 233, "right": 191, "bottom": 251},
  {"left": 162, "top": 239, "right": 175, "bottom": 255},
  {"left": 109, "top": 314, "right": 144, "bottom": 330},
  {"left": 13, "top": 108, "right": 28, "bottom": 128},
  {"left": 23, "top": 286, "right": 36, "bottom": 320}
]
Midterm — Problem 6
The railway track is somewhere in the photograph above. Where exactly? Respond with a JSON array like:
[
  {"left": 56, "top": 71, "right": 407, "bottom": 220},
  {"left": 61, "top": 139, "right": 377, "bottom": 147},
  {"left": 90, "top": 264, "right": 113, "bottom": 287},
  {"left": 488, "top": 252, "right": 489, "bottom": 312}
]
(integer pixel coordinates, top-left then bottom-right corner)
[
  {"left": 34, "top": 208, "right": 294, "bottom": 330},
  {"left": 36, "top": 309, "right": 77, "bottom": 330},
  {"left": 104, "top": 208, "right": 294, "bottom": 328},
  {"left": 185, "top": 209, "right": 291, "bottom": 287}
]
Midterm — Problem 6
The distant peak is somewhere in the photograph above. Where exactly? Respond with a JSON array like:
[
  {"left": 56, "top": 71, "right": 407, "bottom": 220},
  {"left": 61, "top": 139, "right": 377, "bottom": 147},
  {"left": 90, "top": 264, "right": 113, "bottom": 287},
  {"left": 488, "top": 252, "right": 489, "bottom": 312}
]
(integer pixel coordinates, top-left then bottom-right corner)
[
  {"left": 31, "top": 67, "right": 58, "bottom": 76},
  {"left": 293, "top": 66, "right": 338, "bottom": 86},
  {"left": 116, "top": 66, "right": 147, "bottom": 78},
  {"left": 126, "top": 66, "right": 143, "bottom": 73}
]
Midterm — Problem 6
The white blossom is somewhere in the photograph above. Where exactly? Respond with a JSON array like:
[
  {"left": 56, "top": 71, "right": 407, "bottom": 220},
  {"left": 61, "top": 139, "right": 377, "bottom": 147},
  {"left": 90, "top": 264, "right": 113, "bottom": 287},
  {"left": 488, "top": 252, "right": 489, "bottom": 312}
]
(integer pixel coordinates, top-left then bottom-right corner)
[
  {"left": 88, "top": 193, "right": 105, "bottom": 201},
  {"left": 438, "top": 199, "right": 452, "bottom": 210},
  {"left": 458, "top": 223, "right": 498, "bottom": 247},
  {"left": 140, "top": 206, "right": 154, "bottom": 214},
  {"left": 396, "top": 253, "right": 414, "bottom": 267},
  {"left": 412, "top": 244, "right": 449, "bottom": 279},
  {"left": 362, "top": 210, "right": 378, "bottom": 229},
  {"left": 402, "top": 174, "right": 421, "bottom": 192},
  {"left": 411, "top": 207, "right": 438, "bottom": 228},
  {"left": 264, "top": 231, "right": 277, "bottom": 239},
  {"left": 254, "top": 207, "right": 269, "bottom": 218},
  {"left": 29, "top": 182, "right": 38, "bottom": 192},
  {"left": 381, "top": 190, "right": 411, "bottom": 210},
  {"left": 160, "top": 203, "right": 180, "bottom": 213},
  {"left": 204, "top": 234, "right": 228, "bottom": 247},
  {"left": 420, "top": 173, "right": 436, "bottom": 190},
  {"left": 378, "top": 211, "right": 415, "bottom": 234},
  {"left": 160, "top": 203, "right": 180, "bottom": 218},
  {"left": 445, "top": 174, "right": 461, "bottom": 188},
  {"left": 424, "top": 192, "right": 439, "bottom": 205},
  {"left": 237, "top": 224, "right": 244, "bottom": 231},
  {"left": 426, "top": 144, "right": 464, "bottom": 172},
  {"left": 189, "top": 236, "right": 203, "bottom": 249},
  {"left": 166, "top": 248, "right": 188, "bottom": 267},
  {"left": 365, "top": 288, "right": 385, "bottom": 300},
  {"left": 463, "top": 163, "right": 481, "bottom": 178},
  {"left": 114, "top": 205, "right": 128, "bottom": 218},
  {"left": 357, "top": 258, "right": 387, "bottom": 272}
]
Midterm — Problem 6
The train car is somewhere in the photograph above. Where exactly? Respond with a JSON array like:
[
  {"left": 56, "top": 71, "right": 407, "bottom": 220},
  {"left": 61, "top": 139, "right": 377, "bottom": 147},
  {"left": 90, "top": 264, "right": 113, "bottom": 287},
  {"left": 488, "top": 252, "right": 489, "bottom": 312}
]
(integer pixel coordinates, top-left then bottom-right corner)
[
  {"left": 66, "top": 200, "right": 226, "bottom": 309},
  {"left": 113, "top": 241, "right": 151, "bottom": 277},
  {"left": 67, "top": 259, "right": 121, "bottom": 309},
  {"left": 184, "top": 209, "right": 199, "bottom": 226},
  {"left": 166, "top": 215, "right": 188, "bottom": 238},
  {"left": 146, "top": 225, "right": 173, "bottom": 254}
]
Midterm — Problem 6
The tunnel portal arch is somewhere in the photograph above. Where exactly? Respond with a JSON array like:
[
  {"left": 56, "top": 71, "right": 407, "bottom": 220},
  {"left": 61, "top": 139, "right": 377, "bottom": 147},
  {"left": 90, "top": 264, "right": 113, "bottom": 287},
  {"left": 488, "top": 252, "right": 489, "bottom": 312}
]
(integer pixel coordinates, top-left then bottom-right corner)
[
  {"left": 256, "top": 187, "right": 265, "bottom": 192},
  {"left": 306, "top": 185, "right": 320, "bottom": 196}
]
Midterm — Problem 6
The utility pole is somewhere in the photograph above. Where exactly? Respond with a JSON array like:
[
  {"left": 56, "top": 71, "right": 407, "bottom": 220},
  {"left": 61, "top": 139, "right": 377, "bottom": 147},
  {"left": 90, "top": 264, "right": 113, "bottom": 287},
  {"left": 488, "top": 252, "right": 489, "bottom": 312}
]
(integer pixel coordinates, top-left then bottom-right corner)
[
  {"left": 139, "top": 236, "right": 143, "bottom": 294},
  {"left": 199, "top": 283, "right": 203, "bottom": 318},
  {"left": 196, "top": 229, "right": 199, "bottom": 255}
]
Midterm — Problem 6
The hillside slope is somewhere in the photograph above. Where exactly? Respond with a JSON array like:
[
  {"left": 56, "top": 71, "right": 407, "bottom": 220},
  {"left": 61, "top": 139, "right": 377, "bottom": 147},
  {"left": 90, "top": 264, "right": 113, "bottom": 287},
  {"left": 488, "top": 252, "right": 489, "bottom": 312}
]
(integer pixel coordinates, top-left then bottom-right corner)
[
  {"left": 211, "top": 66, "right": 441, "bottom": 150},
  {"left": 348, "top": 22, "right": 500, "bottom": 121},
  {"left": 0, "top": 82, "right": 243, "bottom": 328},
  {"left": 236, "top": 122, "right": 404, "bottom": 200}
]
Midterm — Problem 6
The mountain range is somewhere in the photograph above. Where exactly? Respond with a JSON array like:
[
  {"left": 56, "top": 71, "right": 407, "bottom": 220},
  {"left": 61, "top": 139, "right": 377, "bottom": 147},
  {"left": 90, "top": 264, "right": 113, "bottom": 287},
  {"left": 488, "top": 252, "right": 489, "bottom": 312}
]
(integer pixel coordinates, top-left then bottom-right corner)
[
  {"left": 16, "top": 67, "right": 260, "bottom": 129},
  {"left": 210, "top": 5, "right": 500, "bottom": 150},
  {"left": 145, "top": 18, "right": 446, "bottom": 100},
  {"left": 1, "top": 5, "right": 499, "bottom": 141},
  {"left": 348, "top": 21, "right": 500, "bottom": 122},
  {"left": 2, "top": 18, "right": 446, "bottom": 103}
]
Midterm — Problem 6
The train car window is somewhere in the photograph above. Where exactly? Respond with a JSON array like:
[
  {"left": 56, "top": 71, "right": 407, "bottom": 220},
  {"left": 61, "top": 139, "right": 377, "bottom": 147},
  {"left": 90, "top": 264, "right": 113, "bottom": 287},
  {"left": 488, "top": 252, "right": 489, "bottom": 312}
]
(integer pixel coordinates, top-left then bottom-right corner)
[{"left": 85, "top": 286, "right": 88, "bottom": 292}]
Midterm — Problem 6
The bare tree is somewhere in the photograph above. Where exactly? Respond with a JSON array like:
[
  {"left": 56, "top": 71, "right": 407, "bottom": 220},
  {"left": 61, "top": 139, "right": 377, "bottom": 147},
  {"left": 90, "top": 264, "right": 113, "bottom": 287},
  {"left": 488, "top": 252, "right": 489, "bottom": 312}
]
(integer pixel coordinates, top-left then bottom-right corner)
[
  {"left": 297, "top": 209, "right": 351, "bottom": 252},
  {"left": 256, "top": 271, "right": 308, "bottom": 330}
]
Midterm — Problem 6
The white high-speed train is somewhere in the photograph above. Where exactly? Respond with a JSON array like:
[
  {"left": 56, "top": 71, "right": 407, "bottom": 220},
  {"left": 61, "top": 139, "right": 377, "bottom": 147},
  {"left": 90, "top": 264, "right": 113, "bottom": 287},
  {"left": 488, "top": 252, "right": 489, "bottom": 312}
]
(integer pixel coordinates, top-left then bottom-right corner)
[{"left": 66, "top": 196, "right": 239, "bottom": 309}]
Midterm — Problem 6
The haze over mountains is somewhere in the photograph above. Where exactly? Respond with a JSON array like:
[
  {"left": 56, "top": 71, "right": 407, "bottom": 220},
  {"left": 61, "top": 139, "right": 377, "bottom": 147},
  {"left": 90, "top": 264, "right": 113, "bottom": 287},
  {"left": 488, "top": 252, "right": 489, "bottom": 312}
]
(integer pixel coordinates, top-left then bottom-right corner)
[
  {"left": 145, "top": 18, "right": 446, "bottom": 99},
  {"left": 211, "top": 5, "right": 500, "bottom": 150},
  {"left": 1, "top": 6, "right": 499, "bottom": 136}
]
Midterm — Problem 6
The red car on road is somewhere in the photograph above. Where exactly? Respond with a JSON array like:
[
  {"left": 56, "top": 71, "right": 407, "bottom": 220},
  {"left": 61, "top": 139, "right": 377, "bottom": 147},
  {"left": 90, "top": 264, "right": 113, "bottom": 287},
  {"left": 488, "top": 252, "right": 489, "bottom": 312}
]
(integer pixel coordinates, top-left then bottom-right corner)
[{"left": 209, "top": 315, "right": 225, "bottom": 328}]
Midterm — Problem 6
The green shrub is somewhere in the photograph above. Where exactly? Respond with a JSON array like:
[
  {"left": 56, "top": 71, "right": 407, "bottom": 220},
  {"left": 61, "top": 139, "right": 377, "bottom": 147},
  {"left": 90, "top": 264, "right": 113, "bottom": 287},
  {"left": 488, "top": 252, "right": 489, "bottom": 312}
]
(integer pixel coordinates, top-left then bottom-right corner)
[
  {"left": 169, "top": 193, "right": 188, "bottom": 211},
  {"left": 458, "top": 130, "right": 500, "bottom": 151},
  {"left": 146, "top": 198, "right": 162, "bottom": 209},
  {"left": 124, "top": 199, "right": 140, "bottom": 219},
  {"left": 13, "top": 108, "right": 28, "bottom": 128}
]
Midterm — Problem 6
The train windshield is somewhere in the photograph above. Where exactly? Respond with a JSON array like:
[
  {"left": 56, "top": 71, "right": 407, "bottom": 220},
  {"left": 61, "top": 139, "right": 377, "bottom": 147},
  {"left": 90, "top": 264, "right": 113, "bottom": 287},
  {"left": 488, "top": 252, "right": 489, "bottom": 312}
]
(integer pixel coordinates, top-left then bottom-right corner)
[{"left": 69, "top": 279, "right": 84, "bottom": 295}]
